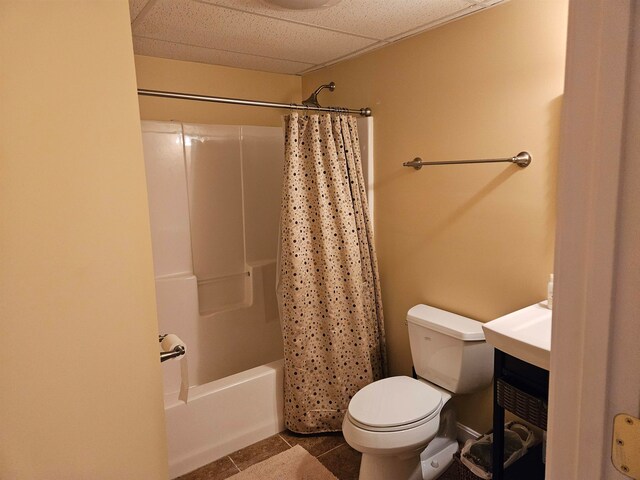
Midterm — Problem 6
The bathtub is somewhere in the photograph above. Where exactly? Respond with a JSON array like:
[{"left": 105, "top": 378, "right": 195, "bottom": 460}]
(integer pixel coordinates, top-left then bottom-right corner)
[
  {"left": 154, "top": 263, "right": 284, "bottom": 479},
  {"left": 156, "top": 266, "right": 284, "bottom": 479},
  {"left": 142, "top": 119, "right": 373, "bottom": 478},
  {"left": 164, "top": 359, "right": 284, "bottom": 479},
  {"left": 142, "top": 121, "right": 287, "bottom": 478}
]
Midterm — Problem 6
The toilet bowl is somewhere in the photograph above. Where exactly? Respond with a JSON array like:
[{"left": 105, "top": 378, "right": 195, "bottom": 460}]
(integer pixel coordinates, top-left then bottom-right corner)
[
  {"left": 343, "top": 376, "right": 458, "bottom": 480},
  {"left": 342, "top": 305, "right": 494, "bottom": 480}
]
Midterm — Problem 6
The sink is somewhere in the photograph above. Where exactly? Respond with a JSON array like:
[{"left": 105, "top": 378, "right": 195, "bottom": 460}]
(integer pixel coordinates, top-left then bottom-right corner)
[{"left": 482, "top": 302, "right": 552, "bottom": 370}]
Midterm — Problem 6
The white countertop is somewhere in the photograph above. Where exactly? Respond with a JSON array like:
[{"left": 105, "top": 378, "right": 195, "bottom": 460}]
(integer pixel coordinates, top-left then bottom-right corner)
[{"left": 482, "top": 301, "right": 552, "bottom": 370}]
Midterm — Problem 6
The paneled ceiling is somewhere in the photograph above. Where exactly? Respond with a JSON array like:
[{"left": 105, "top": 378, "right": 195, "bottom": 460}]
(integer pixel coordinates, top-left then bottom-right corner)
[{"left": 129, "top": 0, "right": 506, "bottom": 75}]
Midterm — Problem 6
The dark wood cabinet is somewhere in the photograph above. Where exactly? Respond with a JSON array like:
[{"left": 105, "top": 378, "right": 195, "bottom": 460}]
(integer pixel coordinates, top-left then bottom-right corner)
[{"left": 492, "top": 350, "right": 549, "bottom": 480}]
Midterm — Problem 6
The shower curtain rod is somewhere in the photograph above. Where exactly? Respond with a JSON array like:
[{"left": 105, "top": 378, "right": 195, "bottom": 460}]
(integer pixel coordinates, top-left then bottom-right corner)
[{"left": 137, "top": 88, "right": 372, "bottom": 117}]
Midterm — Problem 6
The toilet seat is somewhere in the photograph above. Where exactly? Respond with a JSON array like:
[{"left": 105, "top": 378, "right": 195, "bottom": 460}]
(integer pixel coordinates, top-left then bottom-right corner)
[{"left": 347, "top": 376, "right": 443, "bottom": 432}]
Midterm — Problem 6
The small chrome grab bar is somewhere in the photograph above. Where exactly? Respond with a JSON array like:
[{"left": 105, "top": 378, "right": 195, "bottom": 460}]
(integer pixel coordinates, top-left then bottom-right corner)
[
  {"left": 159, "top": 334, "right": 186, "bottom": 363},
  {"left": 403, "top": 151, "right": 532, "bottom": 170}
]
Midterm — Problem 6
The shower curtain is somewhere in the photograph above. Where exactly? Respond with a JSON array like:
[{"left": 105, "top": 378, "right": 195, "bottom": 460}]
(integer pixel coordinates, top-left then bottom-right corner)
[{"left": 277, "top": 113, "right": 387, "bottom": 433}]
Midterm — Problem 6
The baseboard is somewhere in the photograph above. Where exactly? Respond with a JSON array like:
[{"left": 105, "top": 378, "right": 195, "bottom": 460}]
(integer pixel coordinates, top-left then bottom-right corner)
[{"left": 456, "top": 422, "right": 482, "bottom": 444}]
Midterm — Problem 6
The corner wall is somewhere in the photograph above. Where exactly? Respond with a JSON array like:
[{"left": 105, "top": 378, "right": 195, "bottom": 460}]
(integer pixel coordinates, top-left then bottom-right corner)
[
  {"left": 0, "top": 2, "right": 168, "bottom": 478},
  {"left": 303, "top": 0, "right": 567, "bottom": 432},
  {"left": 135, "top": 55, "right": 301, "bottom": 126}
]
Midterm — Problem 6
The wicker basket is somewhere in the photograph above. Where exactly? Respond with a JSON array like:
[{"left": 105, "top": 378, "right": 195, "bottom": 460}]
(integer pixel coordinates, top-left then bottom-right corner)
[
  {"left": 455, "top": 421, "right": 539, "bottom": 480},
  {"left": 454, "top": 451, "right": 486, "bottom": 480},
  {"left": 496, "top": 378, "right": 548, "bottom": 430}
]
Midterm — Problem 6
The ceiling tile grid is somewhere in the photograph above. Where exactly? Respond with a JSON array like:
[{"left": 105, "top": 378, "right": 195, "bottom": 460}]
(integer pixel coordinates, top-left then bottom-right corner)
[
  {"left": 134, "top": 0, "right": 377, "bottom": 65},
  {"left": 130, "top": 0, "right": 507, "bottom": 75},
  {"left": 201, "top": 0, "right": 476, "bottom": 40},
  {"left": 133, "top": 36, "right": 315, "bottom": 74}
]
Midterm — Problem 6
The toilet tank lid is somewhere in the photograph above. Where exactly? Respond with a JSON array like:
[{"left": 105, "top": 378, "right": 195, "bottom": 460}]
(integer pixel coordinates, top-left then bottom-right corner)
[{"left": 407, "top": 304, "right": 485, "bottom": 341}]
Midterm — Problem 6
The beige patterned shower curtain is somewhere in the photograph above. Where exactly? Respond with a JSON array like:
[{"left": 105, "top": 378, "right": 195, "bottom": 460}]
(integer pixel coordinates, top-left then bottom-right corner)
[{"left": 277, "top": 112, "right": 387, "bottom": 433}]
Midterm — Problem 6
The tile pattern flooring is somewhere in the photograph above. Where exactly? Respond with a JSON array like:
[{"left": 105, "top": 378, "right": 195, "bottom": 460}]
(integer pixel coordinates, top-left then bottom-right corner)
[{"left": 177, "top": 430, "right": 460, "bottom": 480}]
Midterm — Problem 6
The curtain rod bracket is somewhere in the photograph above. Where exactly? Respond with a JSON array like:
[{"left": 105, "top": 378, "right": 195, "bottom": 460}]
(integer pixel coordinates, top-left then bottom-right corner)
[{"left": 302, "top": 81, "right": 335, "bottom": 108}]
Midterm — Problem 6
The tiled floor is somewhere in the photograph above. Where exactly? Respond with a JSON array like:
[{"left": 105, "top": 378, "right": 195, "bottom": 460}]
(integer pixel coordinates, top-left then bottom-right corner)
[{"left": 177, "top": 430, "right": 460, "bottom": 480}]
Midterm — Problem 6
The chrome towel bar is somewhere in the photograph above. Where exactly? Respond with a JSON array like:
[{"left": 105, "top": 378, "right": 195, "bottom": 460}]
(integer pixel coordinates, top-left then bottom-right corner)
[{"left": 403, "top": 151, "right": 532, "bottom": 170}]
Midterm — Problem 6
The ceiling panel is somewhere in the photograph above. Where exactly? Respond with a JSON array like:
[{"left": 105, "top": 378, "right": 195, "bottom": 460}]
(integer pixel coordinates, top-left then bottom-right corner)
[
  {"left": 203, "top": 0, "right": 477, "bottom": 41},
  {"left": 129, "top": 0, "right": 508, "bottom": 75},
  {"left": 383, "top": 3, "right": 484, "bottom": 42},
  {"left": 133, "top": 0, "right": 377, "bottom": 65},
  {"left": 129, "top": 0, "right": 151, "bottom": 22},
  {"left": 133, "top": 36, "right": 314, "bottom": 74}
]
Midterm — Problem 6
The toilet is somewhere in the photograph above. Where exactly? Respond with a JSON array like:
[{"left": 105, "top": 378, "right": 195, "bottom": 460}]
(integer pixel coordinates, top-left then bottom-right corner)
[{"left": 342, "top": 304, "right": 494, "bottom": 480}]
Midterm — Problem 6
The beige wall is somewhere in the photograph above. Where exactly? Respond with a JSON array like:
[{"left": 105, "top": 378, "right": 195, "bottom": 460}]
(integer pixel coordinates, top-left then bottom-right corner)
[
  {"left": 0, "top": 2, "right": 168, "bottom": 479},
  {"left": 135, "top": 55, "right": 301, "bottom": 126},
  {"left": 304, "top": 0, "right": 567, "bottom": 432}
]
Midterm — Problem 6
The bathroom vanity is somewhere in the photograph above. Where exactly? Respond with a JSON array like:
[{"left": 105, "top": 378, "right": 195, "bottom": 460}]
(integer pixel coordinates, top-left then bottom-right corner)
[
  {"left": 482, "top": 303, "right": 552, "bottom": 480},
  {"left": 491, "top": 350, "right": 548, "bottom": 479}
]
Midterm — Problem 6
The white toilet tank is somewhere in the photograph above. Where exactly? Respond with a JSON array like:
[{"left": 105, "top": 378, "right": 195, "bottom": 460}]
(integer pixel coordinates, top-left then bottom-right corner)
[{"left": 407, "top": 305, "right": 494, "bottom": 394}]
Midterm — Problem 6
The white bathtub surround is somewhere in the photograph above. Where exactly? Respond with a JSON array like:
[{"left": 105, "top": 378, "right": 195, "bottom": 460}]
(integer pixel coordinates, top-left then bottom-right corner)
[
  {"left": 142, "top": 121, "right": 285, "bottom": 392},
  {"left": 155, "top": 275, "right": 199, "bottom": 400},
  {"left": 142, "top": 121, "right": 287, "bottom": 478},
  {"left": 165, "top": 360, "right": 285, "bottom": 478},
  {"left": 141, "top": 118, "right": 373, "bottom": 477}
]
